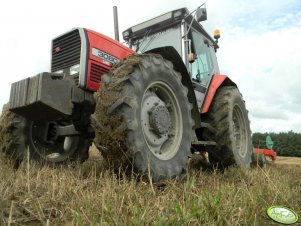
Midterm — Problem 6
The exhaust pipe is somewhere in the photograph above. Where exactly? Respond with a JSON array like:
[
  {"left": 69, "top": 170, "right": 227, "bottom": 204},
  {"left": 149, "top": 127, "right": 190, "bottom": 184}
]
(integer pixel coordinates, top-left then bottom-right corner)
[{"left": 113, "top": 6, "right": 120, "bottom": 42}]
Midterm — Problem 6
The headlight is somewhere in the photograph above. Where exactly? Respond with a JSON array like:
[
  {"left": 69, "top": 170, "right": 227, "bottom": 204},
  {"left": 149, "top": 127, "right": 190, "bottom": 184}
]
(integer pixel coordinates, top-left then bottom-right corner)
[{"left": 70, "top": 64, "right": 80, "bottom": 75}]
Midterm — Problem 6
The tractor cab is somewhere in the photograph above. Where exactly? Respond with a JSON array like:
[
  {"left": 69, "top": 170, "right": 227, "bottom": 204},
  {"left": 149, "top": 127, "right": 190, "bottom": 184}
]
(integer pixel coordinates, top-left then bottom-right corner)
[{"left": 123, "top": 5, "right": 220, "bottom": 92}]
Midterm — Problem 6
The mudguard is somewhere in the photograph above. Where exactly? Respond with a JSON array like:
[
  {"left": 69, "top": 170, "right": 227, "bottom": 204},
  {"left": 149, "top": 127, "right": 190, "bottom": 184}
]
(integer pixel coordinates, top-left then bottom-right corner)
[
  {"left": 146, "top": 46, "right": 201, "bottom": 129},
  {"left": 201, "top": 74, "right": 237, "bottom": 114}
]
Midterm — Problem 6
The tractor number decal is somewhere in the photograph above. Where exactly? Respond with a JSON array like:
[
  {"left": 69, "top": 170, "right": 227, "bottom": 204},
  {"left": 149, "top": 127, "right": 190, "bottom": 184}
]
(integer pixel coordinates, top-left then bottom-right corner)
[{"left": 92, "top": 48, "right": 120, "bottom": 65}]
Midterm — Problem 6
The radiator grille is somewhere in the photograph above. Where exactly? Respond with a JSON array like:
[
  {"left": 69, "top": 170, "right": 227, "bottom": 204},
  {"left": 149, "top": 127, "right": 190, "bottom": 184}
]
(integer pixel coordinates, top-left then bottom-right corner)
[
  {"left": 51, "top": 29, "right": 81, "bottom": 72},
  {"left": 90, "top": 63, "right": 109, "bottom": 83}
]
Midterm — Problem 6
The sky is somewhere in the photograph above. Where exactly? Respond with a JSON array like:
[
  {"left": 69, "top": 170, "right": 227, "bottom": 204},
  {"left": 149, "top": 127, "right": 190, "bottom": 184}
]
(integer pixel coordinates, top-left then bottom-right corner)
[{"left": 0, "top": 0, "right": 300, "bottom": 133}]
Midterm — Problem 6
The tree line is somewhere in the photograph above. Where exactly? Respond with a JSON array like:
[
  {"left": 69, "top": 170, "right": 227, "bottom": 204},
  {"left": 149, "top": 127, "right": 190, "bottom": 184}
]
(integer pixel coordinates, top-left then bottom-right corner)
[{"left": 252, "top": 131, "right": 301, "bottom": 157}]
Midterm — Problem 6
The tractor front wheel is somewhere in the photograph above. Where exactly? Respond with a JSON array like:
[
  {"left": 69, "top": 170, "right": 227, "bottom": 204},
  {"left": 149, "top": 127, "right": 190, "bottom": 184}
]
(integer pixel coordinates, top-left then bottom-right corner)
[{"left": 94, "top": 54, "right": 193, "bottom": 181}]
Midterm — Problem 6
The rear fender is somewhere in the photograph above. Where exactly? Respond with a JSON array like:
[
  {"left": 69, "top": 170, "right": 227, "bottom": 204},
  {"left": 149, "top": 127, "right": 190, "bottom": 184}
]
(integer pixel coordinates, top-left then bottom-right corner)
[
  {"left": 146, "top": 46, "right": 201, "bottom": 129},
  {"left": 201, "top": 75, "right": 237, "bottom": 114}
]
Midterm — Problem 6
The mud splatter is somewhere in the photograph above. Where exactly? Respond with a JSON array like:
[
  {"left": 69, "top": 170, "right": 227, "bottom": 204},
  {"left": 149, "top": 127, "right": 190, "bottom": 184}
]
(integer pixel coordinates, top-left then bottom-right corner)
[
  {"left": 0, "top": 104, "right": 17, "bottom": 159},
  {"left": 93, "top": 54, "right": 141, "bottom": 170}
]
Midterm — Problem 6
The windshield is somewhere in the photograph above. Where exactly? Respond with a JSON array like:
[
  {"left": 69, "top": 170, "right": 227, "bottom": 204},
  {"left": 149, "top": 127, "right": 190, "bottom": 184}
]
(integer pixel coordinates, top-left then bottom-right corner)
[
  {"left": 132, "top": 25, "right": 182, "bottom": 55},
  {"left": 190, "top": 29, "right": 214, "bottom": 86}
]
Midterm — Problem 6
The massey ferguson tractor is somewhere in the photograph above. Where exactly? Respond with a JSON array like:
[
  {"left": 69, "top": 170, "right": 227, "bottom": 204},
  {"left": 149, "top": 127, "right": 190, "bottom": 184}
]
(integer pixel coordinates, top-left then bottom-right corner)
[{"left": 0, "top": 5, "right": 252, "bottom": 181}]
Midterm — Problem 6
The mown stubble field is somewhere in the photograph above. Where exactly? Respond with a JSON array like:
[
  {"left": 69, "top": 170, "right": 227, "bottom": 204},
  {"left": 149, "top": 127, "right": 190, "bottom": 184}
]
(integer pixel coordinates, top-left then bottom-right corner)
[{"left": 1, "top": 150, "right": 300, "bottom": 225}]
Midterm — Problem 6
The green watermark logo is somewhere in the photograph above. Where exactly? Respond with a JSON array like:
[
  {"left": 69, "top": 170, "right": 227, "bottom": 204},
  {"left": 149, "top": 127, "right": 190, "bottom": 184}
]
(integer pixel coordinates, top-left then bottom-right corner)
[{"left": 267, "top": 206, "right": 299, "bottom": 225}]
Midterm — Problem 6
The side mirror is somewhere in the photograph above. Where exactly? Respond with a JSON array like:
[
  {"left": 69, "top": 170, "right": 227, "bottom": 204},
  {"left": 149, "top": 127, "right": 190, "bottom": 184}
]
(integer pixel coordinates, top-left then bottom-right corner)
[{"left": 196, "top": 7, "right": 207, "bottom": 22}]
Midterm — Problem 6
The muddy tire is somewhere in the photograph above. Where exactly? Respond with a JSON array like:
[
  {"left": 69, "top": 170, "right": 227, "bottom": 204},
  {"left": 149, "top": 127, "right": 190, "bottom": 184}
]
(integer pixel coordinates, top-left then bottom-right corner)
[
  {"left": 204, "top": 86, "right": 252, "bottom": 168},
  {"left": 94, "top": 54, "right": 193, "bottom": 181},
  {"left": 0, "top": 104, "right": 23, "bottom": 166},
  {"left": 253, "top": 152, "right": 267, "bottom": 168},
  {"left": 0, "top": 104, "right": 91, "bottom": 165}
]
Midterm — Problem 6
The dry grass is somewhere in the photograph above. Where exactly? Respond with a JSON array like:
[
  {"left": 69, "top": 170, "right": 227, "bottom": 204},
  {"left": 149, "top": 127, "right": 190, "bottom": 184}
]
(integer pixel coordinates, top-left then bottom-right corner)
[
  {"left": 275, "top": 156, "right": 301, "bottom": 165},
  {"left": 1, "top": 151, "right": 301, "bottom": 225}
]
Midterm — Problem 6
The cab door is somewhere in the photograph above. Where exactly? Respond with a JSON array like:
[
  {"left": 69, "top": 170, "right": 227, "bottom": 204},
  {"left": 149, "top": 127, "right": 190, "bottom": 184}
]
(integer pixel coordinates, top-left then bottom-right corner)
[{"left": 189, "top": 29, "right": 219, "bottom": 108}]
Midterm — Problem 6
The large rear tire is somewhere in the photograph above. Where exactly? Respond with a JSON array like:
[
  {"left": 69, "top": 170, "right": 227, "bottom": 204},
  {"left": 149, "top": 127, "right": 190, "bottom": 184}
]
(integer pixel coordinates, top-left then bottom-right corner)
[
  {"left": 94, "top": 54, "right": 193, "bottom": 181},
  {"left": 0, "top": 104, "right": 91, "bottom": 165},
  {"left": 204, "top": 86, "right": 252, "bottom": 168}
]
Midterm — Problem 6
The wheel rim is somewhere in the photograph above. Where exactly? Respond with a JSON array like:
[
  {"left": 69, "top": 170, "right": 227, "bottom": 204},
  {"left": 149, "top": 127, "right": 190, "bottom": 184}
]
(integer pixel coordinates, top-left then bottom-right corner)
[
  {"left": 141, "top": 81, "right": 183, "bottom": 160},
  {"left": 232, "top": 104, "right": 248, "bottom": 158},
  {"left": 30, "top": 121, "right": 79, "bottom": 162}
]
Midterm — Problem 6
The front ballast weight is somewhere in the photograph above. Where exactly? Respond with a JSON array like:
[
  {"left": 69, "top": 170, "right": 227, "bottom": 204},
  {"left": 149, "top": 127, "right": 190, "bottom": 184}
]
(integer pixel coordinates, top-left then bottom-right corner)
[
  {"left": 10, "top": 72, "right": 95, "bottom": 121},
  {"left": 11, "top": 73, "right": 73, "bottom": 121},
  {"left": 5, "top": 72, "right": 96, "bottom": 164}
]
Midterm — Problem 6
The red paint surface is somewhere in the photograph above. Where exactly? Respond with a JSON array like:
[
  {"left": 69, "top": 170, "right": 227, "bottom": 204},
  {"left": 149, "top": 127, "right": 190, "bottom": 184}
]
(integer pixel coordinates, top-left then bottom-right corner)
[
  {"left": 85, "top": 29, "right": 135, "bottom": 91},
  {"left": 201, "top": 74, "right": 227, "bottom": 113},
  {"left": 254, "top": 148, "right": 277, "bottom": 161}
]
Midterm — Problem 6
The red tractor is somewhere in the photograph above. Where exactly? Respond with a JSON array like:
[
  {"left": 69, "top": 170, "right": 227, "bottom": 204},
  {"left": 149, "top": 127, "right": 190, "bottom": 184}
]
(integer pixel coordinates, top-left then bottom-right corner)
[{"left": 0, "top": 5, "right": 252, "bottom": 181}]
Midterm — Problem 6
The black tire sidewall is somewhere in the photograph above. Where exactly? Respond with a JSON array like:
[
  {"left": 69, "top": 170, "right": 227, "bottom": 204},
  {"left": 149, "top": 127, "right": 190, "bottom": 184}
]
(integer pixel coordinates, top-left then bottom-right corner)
[
  {"left": 228, "top": 89, "right": 252, "bottom": 167},
  {"left": 123, "top": 56, "right": 193, "bottom": 179}
]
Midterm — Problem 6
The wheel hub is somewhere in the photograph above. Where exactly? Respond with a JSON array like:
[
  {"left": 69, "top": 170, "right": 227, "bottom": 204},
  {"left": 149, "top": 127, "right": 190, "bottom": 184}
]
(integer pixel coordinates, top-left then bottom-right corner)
[
  {"left": 233, "top": 105, "right": 247, "bottom": 158},
  {"left": 149, "top": 105, "right": 171, "bottom": 136},
  {"left": 141, "top": 81, "right": 183, "bottom": 161}
]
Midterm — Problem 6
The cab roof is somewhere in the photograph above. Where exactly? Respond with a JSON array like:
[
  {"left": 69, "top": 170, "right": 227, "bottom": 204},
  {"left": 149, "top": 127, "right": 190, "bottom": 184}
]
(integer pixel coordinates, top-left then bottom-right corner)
[{"left": 122, "top": 7, "right": 216, "bottom": 47}]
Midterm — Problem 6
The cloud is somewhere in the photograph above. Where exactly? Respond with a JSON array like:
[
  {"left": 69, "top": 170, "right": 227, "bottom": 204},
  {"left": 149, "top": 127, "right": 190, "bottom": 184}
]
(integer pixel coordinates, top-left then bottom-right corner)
[
  {"left": 203, "top": 0, "right": 301, "bottom": 132},
  {"left": 0, "top": 0, "right": 300, "bottom": 134}
]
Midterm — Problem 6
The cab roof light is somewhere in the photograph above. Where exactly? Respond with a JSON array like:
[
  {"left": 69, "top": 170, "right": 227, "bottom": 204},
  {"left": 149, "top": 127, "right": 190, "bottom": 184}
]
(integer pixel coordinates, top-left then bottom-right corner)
[
  {"left": 214, "top": 29, "right": 220, "bottom": 40},
  {"left": 213, "top": 29, "right": 220, "bottom": 52}
]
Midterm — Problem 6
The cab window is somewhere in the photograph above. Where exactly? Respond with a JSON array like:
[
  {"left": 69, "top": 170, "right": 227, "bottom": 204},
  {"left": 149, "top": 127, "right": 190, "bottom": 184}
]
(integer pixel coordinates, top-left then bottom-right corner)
[{"left": 191, "top": 30, "right": 214, "bottom": 86}]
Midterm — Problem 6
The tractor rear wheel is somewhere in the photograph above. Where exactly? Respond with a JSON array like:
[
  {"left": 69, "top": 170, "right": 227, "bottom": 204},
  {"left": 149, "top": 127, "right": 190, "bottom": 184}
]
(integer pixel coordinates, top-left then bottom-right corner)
[
  {"left": 0, "top": 104, "right": 91, "bottom": 166},
  {"left": 204, "top": 86, "right": 252, "bottom": 168},
  {"left": 94, "top": 54, "right": 193, "bottom": 181}
]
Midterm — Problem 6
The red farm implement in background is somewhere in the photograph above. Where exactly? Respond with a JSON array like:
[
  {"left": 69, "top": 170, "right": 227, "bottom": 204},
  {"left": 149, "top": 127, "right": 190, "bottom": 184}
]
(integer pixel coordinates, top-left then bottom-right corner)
[
  {"left": 254, "top": 148, "right": 277, "bottom": 162},
  {"left": 252, "top": 135, "right": 277, "bottom": 167}
]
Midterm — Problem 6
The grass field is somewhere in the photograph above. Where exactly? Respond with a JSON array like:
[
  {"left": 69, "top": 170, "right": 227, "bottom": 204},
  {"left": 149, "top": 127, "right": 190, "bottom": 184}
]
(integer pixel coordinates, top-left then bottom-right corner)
[
  {"left": 275, "top": 156, "right": 301, "bottom": 165},
  {"left": 1, "top": 151, "right": 300, "bottom": 225}
]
